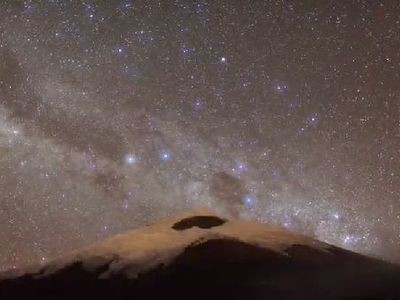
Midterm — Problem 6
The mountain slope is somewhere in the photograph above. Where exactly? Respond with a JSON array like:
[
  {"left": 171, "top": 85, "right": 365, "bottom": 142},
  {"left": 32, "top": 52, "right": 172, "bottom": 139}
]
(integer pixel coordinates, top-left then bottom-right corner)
[{"left": 0, "top": 209, "right": 399, "bottom": 299}]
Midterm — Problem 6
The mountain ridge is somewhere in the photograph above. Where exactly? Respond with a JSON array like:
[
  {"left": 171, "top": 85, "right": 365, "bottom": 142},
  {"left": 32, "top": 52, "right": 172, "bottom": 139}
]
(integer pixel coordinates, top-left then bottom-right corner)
[{"left": 0, "top": 209, "right": 399, "bottom": 299}]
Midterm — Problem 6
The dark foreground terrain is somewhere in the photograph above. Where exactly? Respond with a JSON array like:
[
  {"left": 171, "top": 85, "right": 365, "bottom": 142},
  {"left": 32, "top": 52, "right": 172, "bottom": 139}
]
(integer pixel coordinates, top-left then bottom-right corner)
[{"left": 0, "top": 212, "right": 399, "bottom": 300}]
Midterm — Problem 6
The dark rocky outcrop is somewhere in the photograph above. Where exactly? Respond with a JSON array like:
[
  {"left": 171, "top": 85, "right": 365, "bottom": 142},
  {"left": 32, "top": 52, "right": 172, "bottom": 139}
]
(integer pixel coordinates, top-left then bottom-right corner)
[{"left": 172, "top": 215, "right": 226, "bottom": 230}]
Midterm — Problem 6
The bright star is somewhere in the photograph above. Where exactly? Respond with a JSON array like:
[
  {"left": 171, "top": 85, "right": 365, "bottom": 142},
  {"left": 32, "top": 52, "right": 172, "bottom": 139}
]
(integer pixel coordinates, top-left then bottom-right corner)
[
  {"left": 310, "top": 115, "right": 319, "bottom": 123},
  {"left": 343, "top": 235, "right": 354, "bottom": 244},
  {"left": 160, "top": 150, "right": 171, "bottom": 161},
  {"left": 194, "top": 99, "right": 204, "bottom": 110},
  {"left": 125, "top": 154, "right": 137, "bottom": 165},
  {"left": 243, "top": 194, "right": 256, "bottom": 208},
  {"left": 275, "top": 84, "right": 288, "bottom": 92}
]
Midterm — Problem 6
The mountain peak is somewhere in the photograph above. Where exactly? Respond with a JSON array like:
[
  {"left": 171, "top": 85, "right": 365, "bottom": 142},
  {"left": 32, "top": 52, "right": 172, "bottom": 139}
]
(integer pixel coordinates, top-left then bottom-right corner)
[{"left": 0, "top": 210, "right": 399, "bottom": 299}]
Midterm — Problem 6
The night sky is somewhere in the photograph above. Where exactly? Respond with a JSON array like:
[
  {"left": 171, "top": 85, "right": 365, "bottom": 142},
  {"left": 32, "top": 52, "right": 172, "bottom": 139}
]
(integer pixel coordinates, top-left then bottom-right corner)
[{"left": 0, "top": 0, "right": 399, "bottom": 271}]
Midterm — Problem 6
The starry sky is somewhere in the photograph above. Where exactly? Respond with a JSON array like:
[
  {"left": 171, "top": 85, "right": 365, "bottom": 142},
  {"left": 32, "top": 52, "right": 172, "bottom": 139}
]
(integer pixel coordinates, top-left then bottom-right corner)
[{"left": 0, "top": 0, "right": 399, "bottom": 270}]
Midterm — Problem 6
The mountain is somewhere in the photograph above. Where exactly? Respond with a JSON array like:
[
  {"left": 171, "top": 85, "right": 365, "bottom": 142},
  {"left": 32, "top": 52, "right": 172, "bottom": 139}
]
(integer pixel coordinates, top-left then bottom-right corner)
[{"left": 0, "top": 209, "right": 399, "bottom": 299}]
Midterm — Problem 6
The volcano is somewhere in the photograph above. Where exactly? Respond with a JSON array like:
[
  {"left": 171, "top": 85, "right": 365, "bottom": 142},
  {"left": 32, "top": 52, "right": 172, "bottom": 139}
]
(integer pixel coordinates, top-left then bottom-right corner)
[{"left": 0, "top": 210, "right": 399, "bottom": 299}]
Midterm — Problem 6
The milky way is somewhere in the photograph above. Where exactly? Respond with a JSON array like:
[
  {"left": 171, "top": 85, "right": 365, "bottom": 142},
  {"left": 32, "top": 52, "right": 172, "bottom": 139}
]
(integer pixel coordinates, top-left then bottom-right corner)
[{"left": 0, "top": 0, "right": 399, "bottom": 270}]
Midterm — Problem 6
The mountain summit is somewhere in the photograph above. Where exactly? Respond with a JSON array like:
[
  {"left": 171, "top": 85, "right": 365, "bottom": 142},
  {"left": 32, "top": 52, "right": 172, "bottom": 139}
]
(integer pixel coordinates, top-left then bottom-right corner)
[{"left": 0, "top": 209, "right": 399, "bottom": 299}]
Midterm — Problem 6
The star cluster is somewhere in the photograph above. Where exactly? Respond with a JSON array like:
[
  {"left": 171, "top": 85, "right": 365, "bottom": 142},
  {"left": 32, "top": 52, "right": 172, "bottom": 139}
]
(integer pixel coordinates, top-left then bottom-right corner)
[{"left": 0, "top": 0, "right": 399, "bottom": 270}]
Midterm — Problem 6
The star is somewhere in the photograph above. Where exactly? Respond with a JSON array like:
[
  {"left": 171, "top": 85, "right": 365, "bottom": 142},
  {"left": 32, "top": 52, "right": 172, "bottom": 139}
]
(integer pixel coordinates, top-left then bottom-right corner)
[
  {"left": 125, "top": 154, "right": 137, "bottom": 165},
  {"left": 243, "top": 194, "right": 256, "bottom": 208},
  {"left": 160, "top": 150, "right": 171, "bottom": 161}
]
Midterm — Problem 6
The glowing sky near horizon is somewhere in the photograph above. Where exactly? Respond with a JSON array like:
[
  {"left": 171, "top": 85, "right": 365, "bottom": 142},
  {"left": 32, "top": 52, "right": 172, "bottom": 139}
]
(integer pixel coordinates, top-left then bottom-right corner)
[{"left": 0, "top": 0, "right": 399, "bottom": 270}]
